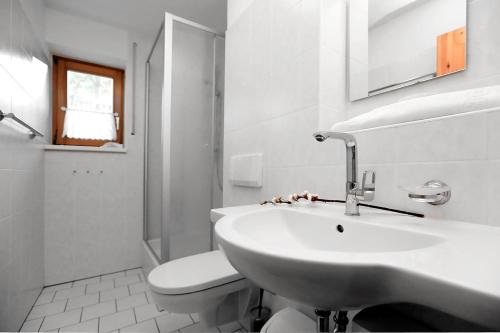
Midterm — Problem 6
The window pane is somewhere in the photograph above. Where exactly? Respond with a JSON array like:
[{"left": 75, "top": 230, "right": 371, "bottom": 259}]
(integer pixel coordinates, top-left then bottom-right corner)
[{"left": 63, "top": 70, "right": 116, "bottom": 141}]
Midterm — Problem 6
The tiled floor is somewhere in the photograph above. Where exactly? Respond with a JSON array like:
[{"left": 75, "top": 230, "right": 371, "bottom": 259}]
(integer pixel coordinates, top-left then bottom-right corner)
[{"left": 20, "top": 268, "right": 247, "bottom": 333}]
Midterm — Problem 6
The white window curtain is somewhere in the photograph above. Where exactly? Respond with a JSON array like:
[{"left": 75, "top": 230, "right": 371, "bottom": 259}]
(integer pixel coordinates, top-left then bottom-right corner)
[
  {"left": 63, "top": 70, "right": 116, "bottom": 141},
  {"left": 62, "top": 108, "right": 117, "bottom": 141}
]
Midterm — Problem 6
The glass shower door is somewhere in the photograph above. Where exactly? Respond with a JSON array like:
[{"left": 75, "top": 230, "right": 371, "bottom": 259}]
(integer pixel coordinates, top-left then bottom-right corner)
[
  {"left": 167, "top": 20, "right": 215, "bottom": 260},
  {"left": 144, "top": 26, "right": 165, "bottom": 259},
  {"left": 144, "top": 14, "right": 224, "bottom": 263}
]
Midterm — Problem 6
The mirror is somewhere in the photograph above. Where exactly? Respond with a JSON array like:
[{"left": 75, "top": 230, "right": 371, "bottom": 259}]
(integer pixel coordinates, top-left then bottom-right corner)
[{"left": 349, "top": 0, "right": 467, "bottom": 101}]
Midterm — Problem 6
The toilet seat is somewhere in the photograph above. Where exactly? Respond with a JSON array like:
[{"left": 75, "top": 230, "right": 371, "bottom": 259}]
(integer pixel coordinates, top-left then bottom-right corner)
[
  {"left": 148, "top": 250, "right": 251, "bottom": 316},
  {"left": 148, "top": 250, "right": 244, "bottom": 295}
]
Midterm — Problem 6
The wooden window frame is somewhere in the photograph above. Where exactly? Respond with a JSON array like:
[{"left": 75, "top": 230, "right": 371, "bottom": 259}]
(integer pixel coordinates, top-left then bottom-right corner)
[{"left": 52, "top": 56, "right": 125, "bottom": 146}]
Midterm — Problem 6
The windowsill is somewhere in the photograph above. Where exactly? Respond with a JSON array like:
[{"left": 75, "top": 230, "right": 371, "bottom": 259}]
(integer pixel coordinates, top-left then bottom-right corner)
[{"left": 44, "top": 145, "right": 128, "bottom": 153}]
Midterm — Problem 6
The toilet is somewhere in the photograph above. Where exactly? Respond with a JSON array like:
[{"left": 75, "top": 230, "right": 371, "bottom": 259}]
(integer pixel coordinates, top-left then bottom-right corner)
[{"left": 148, "top": 250, "right": 253, "bottom": 327}]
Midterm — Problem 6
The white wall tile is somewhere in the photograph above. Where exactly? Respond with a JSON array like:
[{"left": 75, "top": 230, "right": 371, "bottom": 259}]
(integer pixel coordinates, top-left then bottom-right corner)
[
  {"left": 43, "top": 29, "right": 149, "bottom": 286},
  {"left": 0, "top": 1, "right": 48, "bottom": 331},
  {"left": 487, "top": 110, "right": 500, "bottom": 160},
  {"left": 487, "top": 160, "right": 500, "bottom": 226},
  {"left": 394, "top": 114, "right": 488, "bottom": 163}
]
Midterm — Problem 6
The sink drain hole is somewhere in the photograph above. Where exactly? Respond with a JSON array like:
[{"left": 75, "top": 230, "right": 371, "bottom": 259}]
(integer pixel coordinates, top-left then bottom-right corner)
[{"left": 336, "top": 225, "right": 344, "bottom": 233}]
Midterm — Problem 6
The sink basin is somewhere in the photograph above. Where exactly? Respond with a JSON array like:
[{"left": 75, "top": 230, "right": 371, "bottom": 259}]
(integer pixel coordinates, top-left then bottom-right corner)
[
  {"left": 215, "top": 204, "right": 500, "bottom": 329},
  {"left": 232, "top": 209, "right": 442, "bottom": 253}
]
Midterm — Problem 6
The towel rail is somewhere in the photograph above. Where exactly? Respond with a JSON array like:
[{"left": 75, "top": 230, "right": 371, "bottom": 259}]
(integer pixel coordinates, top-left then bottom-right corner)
[{"left": 0, "top": 110, "right": 44, "bottom": 138}]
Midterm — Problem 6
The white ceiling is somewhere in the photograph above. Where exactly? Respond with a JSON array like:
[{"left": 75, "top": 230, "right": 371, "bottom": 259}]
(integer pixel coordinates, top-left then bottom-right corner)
[{"left": 44, "top": 0, "right": 227, "bottom": 35}]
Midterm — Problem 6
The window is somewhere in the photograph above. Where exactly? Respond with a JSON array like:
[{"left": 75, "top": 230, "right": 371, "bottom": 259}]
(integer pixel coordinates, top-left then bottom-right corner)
[{"left": 52, "top": 56, "right": 124, "bottom": 146}]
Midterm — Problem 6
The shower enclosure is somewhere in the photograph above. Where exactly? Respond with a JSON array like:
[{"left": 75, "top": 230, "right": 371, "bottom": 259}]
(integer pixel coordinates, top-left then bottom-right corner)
[{"left": 144, "top": 13, "right": 225, "bottom": 263}]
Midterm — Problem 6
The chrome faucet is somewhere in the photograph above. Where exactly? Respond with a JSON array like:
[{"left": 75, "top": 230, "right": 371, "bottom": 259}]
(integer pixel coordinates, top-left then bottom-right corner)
[{"left": 313, "top": 131, "right": 375, "bottom": 216}]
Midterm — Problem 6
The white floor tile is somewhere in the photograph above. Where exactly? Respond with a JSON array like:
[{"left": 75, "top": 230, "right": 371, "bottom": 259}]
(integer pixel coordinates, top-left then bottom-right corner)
[
  {"left": 40, "top": 308, "right": 82, "bottom": 332},
  {"left": 190, "top": 313, "right": 199, "bottom": 323},
  {"left": 117, "top": 293, "right": 148, "bottom": 311},
  {"left": 35, "top": 292, "right": 55, "bottom": 306},
  {"left": 145, "top": 291, "right": 155, "bottom": 304},
  {"left": 54, "top": 285, "right": 85, "bottom": 301},
  {"left": 99, "top": 309, "right": 136, "bottom": 332},
  {"left": 28, "top": 300, "right": 67, "bottom": 320},
  {"left": 59, "top": 318, "right": 98, "bottom": 332},
  {"left": 129, "top": 282, "right": 149, "bottom": 295},
  {"left": 20, "top": 317, "right": 43, "bottom": 332},
  {"left": 66, "top": 293, "right": 99, "bottom": 310},
  {"left": 81, "top": 300, "right": 116, "bottom": 321},
  {"left": 100, "top": 286, "right": 129, "bottom": 302},
  {"left": 86, "top": 280, "right": 115, "bottom": 294},
  {"left": 135, "top": 303, "right": 166, "bottom": 322},
  {"left": 217, "top": 321, "right": 243, "bottom": 333},
  {"left": 156, "top": 313, "right": 194, "bottom": 333},
  {"left": 115, "top": 275, "right": 141, "bottom": 287},
  {"left": 101, "top": 271, "right": 126, "bottom": 281},
  {"left": 121, "top": 319, "right": 159, "bottom": 333},
  {"left": 179, "top": 322, "right": 218, "bottom": 333},
  {"left": 73, "top": 276, "right": 101, "bottom": 287}
]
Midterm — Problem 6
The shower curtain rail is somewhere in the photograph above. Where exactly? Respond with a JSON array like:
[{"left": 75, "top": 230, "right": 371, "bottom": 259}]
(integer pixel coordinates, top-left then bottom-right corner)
[{"left": 0, "top": 110, "right": 44, "bottom": 138}]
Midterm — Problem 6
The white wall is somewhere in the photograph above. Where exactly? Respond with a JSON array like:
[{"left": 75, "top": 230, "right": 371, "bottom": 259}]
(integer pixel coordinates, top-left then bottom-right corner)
[
  {"left": 45, "top": 8, "right": 129, "bottom": 68},
  {"left": 224, "top": 0, "right": 500, "bottom": 234},
  {"left": 0, "top": 0, "right": 50, "bottom": 330},
  {"left": 227, "top": 0, "right": 254, "bottom": 28},
  {"left": 223, "top": 0, "right": 500, "bottom": 324},
  {"left": 43, "top": 9, "right": 151, "bottom": 285}
]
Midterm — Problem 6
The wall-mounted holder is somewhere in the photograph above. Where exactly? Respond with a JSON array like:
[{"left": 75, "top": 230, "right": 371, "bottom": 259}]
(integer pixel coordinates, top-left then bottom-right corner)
[
  {"left": 401, "top": 180, "right": 451, "bottom": 205},
  {"left": 0, "top": 110, "right": 44, "bottom": 138}
]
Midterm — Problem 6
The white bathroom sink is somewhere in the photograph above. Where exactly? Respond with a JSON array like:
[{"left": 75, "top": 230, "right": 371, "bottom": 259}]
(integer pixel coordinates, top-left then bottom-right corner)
[{"left": 214, "top": 204, "right": 500, "bottom": 330}]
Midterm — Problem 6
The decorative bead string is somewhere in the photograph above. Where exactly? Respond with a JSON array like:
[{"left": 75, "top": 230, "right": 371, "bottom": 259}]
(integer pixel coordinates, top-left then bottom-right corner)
[{"left": 260, "top": 191, "right": 324, "bottom": 205}]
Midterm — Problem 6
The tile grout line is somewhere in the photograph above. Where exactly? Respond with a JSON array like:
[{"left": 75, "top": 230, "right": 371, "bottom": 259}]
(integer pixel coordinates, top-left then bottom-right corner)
[
  {"left": 24, "top": 269, "right": 146, "bottom": 331},
  {"left": 132, "top": 307, "right": 138, "bottom": 324},
  {"left": 154, "top": 317, "right": 161, "bottom": 333},
  {"left": 38, "top": 316, "right": 46, "bottom": 332},
  {"left": 79, "top": 304, "right": 83, "bottom": 324},
  {"left": 63, "top": 298, "right": 69, "bottom": 312}
]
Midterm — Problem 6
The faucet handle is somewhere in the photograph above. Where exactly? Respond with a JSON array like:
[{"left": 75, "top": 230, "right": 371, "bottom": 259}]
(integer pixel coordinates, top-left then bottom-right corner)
[
  {"left": 362, "top": 170, "right": 375, "bottom": 189},
  {"left": 358, "top": 170, "right": 375, "bottom": 201}
]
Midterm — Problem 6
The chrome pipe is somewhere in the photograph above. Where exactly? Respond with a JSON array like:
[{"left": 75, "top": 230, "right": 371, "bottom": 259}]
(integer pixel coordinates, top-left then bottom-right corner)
[{"left": 0, "top": 110, "right": 44, "bottom": 138}]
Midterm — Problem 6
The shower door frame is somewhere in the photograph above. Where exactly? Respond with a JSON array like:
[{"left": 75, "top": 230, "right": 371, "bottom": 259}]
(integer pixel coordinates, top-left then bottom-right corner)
[{"left": 143, "top": 13, "right": 224, "bottom": 263}]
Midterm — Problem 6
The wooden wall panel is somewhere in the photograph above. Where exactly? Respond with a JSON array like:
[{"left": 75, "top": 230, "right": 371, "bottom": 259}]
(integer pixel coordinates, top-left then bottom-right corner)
[{"left": 437, "top": 27, "right": 466, "bottom": 76}]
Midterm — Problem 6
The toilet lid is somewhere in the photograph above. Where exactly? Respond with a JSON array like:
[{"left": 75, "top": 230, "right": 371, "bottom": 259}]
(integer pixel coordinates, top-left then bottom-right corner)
[{"left": 147, "top": 250, "right": 244, "bottom": 295}]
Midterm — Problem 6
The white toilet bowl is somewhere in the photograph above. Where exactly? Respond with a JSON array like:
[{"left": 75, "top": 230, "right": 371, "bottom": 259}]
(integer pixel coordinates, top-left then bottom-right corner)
[{"left": 148, "top": 250, "right": 251, "bottom": 326}]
